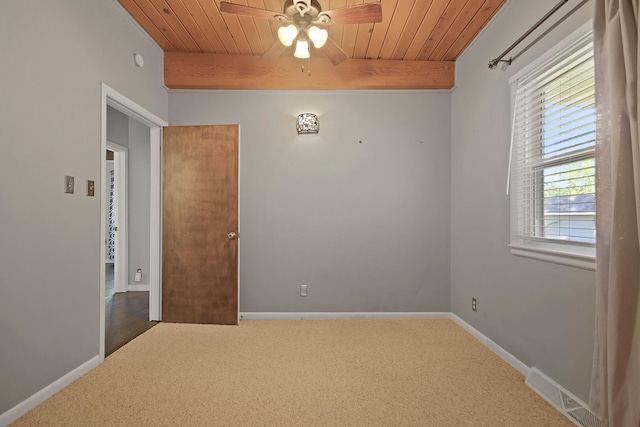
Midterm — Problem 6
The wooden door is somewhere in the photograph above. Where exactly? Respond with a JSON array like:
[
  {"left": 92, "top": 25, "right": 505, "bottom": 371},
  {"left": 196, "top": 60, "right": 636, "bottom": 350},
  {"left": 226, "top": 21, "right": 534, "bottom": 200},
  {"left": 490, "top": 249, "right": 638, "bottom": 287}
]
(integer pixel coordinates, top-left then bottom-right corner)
[{"left": 162, "top": 125, "right": 239, "bottom": 325}]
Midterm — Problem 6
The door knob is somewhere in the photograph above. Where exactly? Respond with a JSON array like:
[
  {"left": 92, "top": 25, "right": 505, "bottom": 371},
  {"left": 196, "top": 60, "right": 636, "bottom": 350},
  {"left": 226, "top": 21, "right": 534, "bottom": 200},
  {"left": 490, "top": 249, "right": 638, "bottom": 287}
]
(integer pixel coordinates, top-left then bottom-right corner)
[{"left": 227, "top": 231, "right": 237, "bottom": 240}]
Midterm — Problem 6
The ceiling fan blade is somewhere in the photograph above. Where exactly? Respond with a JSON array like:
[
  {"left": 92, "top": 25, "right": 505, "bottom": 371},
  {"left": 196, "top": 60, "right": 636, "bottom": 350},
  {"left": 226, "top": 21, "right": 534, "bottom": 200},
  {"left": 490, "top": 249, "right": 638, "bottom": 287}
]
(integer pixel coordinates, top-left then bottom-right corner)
[
  {"left": 322, "top": 38, "right": 349, "bottom": 66},
  {"left": 262, "top": 41, "right": 288, "bottom": 61},
  {"left": 318, "top": 3, "right": 383, "bottom": 25},
  {"left": 219, "top": 2, "right": 279, "bottom": 19}
]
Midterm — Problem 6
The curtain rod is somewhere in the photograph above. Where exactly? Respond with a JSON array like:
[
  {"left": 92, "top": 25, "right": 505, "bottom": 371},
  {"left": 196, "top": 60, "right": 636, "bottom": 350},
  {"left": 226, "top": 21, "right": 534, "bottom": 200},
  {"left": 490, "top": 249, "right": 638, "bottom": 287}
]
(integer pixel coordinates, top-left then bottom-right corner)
[{"left": 488, "top": 0, "right": 569, "bottom": 69}]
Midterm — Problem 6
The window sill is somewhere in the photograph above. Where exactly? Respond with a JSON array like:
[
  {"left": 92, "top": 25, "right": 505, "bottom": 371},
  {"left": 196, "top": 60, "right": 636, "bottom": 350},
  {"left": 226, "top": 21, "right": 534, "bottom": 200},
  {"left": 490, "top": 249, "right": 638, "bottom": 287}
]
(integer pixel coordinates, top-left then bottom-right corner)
[{"left": 509, "top": 243, "right": 595, "bottom": 271}]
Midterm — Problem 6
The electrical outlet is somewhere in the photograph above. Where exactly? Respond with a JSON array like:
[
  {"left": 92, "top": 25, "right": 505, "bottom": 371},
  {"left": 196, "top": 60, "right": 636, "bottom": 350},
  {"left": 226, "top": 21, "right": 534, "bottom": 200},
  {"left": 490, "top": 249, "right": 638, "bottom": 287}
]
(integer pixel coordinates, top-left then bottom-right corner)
[
  {"left": 87, "top": 180, "right": 95, "bottom": 197},
  {"left": 300, "top": 284, "right": 308, "bottom": 297},
  {"left": 135, "top": 268, "right": 142, "bottom": 282},
  {"left": 472, "top": 298, "right": 477, "bottom": 312}
]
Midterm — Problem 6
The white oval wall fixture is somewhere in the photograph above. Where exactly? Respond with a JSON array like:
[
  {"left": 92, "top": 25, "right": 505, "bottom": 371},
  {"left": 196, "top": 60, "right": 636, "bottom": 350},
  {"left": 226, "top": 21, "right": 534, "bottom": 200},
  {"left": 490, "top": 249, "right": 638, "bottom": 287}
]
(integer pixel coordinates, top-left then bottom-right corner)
[{"left": 133, "top": 53, "right": 144, "bottom": 67}]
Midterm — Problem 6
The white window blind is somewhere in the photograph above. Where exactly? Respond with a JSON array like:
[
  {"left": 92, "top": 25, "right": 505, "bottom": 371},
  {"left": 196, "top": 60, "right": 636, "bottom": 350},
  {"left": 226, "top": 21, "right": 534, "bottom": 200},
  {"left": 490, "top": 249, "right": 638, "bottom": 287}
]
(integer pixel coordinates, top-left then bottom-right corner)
[{"left": 511, "top": 31, "right": 595, "bottom": 254}]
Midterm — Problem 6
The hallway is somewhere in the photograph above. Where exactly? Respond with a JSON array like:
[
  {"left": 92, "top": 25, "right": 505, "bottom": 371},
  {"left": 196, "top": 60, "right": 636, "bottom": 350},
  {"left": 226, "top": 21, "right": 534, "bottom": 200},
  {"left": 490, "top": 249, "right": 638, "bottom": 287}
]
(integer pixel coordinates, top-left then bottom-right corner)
[{"left": 105, "top": 264, "right": 157, "bottom": 356}]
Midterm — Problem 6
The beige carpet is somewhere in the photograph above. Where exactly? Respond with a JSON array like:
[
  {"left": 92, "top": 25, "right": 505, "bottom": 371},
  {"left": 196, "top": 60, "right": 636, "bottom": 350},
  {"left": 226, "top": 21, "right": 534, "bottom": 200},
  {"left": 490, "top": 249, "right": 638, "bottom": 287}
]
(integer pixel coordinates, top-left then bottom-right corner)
[{"left": 13, "top": 319, "right": 571, "bottom": 426}]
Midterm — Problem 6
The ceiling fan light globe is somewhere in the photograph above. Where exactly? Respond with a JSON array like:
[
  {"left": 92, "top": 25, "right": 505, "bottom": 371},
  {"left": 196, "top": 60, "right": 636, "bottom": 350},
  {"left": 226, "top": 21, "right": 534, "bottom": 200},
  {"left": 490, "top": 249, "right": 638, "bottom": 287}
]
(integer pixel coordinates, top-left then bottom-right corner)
[
  {"left": 294, "top": 40, "right": 310, "bottom": 59},
  {"left": 277, "top": 24, "right": 298, "bottom": 47},
  {"left": 308, "top": 26, "right": 328, "bottom": 48}
]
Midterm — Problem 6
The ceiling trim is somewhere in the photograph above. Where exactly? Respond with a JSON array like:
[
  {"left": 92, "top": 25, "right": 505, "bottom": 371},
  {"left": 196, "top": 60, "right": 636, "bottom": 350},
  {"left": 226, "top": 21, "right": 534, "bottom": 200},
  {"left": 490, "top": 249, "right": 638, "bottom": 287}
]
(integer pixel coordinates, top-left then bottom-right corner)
[{"left": 164, "top": 52, "right": 455, "bottom": 91}]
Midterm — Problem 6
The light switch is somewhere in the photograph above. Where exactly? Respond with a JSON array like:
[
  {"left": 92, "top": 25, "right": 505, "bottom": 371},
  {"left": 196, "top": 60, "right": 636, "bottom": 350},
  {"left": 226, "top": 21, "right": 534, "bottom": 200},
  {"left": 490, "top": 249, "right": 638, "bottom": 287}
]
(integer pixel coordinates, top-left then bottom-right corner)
[
  {"left": 87, "top": 180, "right": 95, "bottom": 197},
  {"left": 64, "top": 176, "right": 74, "bottom": 194}
]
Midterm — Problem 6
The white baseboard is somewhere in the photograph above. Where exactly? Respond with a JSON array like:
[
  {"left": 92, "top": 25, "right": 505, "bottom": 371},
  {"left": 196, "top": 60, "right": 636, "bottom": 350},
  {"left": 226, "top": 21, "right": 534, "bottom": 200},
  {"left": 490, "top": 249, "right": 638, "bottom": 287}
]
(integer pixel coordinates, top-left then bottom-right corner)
[
  {"left": 0, "top": 355, "right": 100, "bottom": 427},
  {"left": 451, "top": 314, "right": 530, "bottom": 377},
  {"left": 240, "top": 312, "right": 451, "bottom": 320},
  {"left": 127, "top": 283, "right": 150, "bottom": 292}
]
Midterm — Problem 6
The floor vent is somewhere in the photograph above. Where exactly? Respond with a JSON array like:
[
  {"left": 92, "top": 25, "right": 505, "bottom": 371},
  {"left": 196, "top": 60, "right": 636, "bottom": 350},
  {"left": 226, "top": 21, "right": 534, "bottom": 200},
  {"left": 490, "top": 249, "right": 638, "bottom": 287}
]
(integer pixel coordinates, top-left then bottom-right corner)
[{"left": 526, "top": 368, "right": 601, "bottom": 427}]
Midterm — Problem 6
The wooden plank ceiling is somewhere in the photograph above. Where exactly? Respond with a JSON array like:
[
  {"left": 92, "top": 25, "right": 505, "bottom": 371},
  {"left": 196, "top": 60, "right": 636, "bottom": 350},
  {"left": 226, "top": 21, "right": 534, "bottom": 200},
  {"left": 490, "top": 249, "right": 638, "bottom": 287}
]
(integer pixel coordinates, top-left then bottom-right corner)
[{"left": 118, "top": 0, "right": 507, "bottom": 90}]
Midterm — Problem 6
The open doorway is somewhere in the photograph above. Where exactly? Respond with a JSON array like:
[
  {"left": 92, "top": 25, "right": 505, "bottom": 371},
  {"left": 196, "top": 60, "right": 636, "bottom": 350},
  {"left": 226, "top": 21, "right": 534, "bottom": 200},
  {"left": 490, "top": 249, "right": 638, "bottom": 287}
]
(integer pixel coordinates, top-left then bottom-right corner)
[
  {"left": 100, "top": 83, "right": 167, "bottom": 360},
  {"left": 104, "top": 108, "right": 156, "bottom": 355}
]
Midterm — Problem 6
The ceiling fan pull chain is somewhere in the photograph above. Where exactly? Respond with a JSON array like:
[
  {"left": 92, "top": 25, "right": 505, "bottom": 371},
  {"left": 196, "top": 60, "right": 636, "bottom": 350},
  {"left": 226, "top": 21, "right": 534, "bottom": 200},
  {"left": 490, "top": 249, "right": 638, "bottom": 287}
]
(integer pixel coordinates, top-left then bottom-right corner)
[{"left": 301, "top": 59, "right": 311, "bottom": 77}]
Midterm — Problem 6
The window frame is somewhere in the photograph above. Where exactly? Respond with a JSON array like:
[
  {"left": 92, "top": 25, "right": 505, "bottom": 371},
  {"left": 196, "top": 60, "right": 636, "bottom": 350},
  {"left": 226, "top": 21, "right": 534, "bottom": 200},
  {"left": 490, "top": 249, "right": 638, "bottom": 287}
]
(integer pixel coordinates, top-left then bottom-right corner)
[{"left": 508, "top": 23, "right": 596, "bottom": 271}]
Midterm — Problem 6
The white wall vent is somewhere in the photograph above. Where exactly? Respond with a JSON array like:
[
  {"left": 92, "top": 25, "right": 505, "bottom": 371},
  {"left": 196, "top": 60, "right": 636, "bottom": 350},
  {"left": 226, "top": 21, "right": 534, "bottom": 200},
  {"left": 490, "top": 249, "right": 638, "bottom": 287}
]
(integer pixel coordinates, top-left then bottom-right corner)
[{"left": 526, "top": 368, "right": 601, "bottom": 427}]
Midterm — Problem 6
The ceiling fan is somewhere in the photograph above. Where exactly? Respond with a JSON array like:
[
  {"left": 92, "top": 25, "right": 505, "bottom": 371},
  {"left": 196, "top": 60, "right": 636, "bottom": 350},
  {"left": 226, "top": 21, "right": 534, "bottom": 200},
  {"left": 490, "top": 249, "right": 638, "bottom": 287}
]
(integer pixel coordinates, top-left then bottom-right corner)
[{"left": 220, "top": 1, "right": 383, "bottom": 65}]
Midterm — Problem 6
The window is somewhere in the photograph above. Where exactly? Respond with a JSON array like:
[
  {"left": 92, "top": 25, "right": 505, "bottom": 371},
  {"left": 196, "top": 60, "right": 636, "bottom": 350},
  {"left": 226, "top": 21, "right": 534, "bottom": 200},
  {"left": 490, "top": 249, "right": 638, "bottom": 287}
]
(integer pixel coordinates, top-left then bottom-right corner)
[{"left": 509, "top": 30, "right": 596, "bottom": 270}]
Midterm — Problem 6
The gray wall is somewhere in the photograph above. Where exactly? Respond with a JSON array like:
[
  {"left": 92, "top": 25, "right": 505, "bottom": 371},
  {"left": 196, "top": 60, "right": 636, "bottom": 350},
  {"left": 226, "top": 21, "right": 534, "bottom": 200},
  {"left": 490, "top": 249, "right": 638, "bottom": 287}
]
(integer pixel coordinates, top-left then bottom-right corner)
[
  {"left": 127, "top": 117, "right": 151, "bottom": 285},
  {"left": 0, "top": 0, "right": 167, "bottom": 416},
  {"left": 450, "top": 0, "right": 595, "bottom": 401},
  {"left": 169, "top": 91, "right": 452, "bottom": 313},
  {"left": 107, "top": 105, "right": 130, "bottom": 148}
]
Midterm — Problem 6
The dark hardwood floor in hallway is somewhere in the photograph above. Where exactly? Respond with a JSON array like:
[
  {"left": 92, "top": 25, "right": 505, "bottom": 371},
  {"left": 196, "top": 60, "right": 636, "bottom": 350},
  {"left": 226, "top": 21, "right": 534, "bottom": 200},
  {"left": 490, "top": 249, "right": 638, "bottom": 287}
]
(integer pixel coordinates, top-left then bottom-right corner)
[{"left": 105, "top": 264, "right": 158, "bottom": 356}]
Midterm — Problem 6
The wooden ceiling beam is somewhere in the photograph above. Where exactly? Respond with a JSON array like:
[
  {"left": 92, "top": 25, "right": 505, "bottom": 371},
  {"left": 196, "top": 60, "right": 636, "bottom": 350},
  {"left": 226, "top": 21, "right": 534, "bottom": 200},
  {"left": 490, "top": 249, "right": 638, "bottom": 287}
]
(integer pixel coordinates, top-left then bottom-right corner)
[{"left": 164, "top": 52, "right": 455, "bottom": 90}]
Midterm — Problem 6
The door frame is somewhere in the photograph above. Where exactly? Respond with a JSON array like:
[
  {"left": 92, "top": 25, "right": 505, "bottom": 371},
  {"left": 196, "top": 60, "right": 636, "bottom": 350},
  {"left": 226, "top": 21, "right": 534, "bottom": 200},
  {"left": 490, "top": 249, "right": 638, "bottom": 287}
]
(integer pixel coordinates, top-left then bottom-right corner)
[
  {"left": 106, "top": 141, "right": 129, "bottom": 293},
  {"left": 100, "top": 83, "right": 168, "bottom": 361}
]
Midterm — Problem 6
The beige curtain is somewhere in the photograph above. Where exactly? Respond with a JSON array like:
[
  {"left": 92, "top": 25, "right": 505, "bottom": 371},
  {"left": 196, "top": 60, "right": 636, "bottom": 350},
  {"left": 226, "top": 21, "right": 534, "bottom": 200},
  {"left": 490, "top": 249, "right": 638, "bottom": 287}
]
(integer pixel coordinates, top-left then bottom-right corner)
[{"left": 590, "top": 1, "right": 640, "bottom": 426}]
